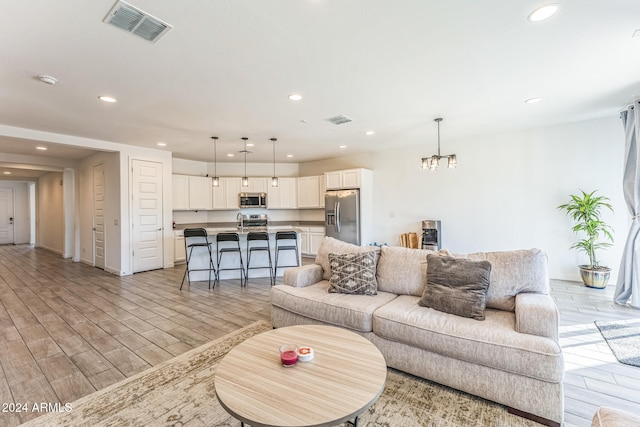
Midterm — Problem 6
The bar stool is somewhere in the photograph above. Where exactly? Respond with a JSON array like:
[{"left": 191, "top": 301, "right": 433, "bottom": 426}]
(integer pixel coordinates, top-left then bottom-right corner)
[
  {"left": 180, "top": 228, "right": 216, "bottom": 290},
  {"left": 274, "top": 231, "right": 299, "bottom": 280},
  {"left": 216, "top": 232, "right": 245, "bottom": 287},
  {"left": 245, "top": 232, "right": 274, "bottom": 286}
]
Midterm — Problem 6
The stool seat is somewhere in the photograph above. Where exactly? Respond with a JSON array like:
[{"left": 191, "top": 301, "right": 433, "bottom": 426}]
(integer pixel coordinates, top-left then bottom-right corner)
[
  {"left": 216, "top": 232, "right": 245, "bottom": 287},
  {"left": 180, "top": 228, "right": 216, "bottom": 290}
]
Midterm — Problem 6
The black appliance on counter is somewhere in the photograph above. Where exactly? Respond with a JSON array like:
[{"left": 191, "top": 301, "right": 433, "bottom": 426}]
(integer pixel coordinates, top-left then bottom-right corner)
[{"left": 422, "top": 220, "right": 441, "bottom": 250}]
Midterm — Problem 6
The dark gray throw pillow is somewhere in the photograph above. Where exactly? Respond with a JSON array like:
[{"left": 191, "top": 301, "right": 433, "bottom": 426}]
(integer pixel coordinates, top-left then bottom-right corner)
[
  {"left": 328, "top": 251, "right": 378, "bottom": 295},
  {"left": 418, "top": 254, "right": 492, "bottom": 320}
]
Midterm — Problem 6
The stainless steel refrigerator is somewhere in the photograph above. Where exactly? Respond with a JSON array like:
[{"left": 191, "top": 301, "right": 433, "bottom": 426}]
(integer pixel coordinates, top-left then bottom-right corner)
[{"left": 325, "top": 189, "right": 360, "bottom": 245}]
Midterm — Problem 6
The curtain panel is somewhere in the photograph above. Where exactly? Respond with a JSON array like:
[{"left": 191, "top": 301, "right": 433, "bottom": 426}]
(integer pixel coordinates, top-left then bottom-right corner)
[{"left": 614, "top": 100, "right": 640, "bottom": 308}]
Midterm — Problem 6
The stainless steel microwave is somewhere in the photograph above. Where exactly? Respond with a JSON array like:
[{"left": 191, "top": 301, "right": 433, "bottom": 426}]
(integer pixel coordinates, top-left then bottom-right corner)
[{"left": 239, "top": 192, "right": 267, "bottom": 208}]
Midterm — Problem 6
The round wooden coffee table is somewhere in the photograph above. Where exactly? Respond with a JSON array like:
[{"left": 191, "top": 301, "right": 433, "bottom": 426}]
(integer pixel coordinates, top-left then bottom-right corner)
[{"left": 215, "top": 324, "right": 387, "bottom": 427}]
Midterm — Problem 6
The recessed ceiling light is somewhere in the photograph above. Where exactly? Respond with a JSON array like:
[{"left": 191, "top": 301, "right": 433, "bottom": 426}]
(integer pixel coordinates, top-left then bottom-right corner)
[
  {"left": 3, "top": 171, "right": 11, "bottom": 175},
  {"left": 365, "top": 131, "right": 375, "bottom": 135},
  {"left": 98, "top": 96, "right": 117, "bottom": 103},
  {"left": 157, "top": 142, "right": 167, "bottom": 147},
  {"left": 286, "top": 154, "right": 294, "bottom": 158},
  {"left": 36, "top": 146, "right": 47, "bottom": 150},
  {"left": 300, "top": 119, "right": 308, "bottom": 124},
  {"left": 247, "top": 143, "right": 254, "bottom": 147},
  {"left": 339, "top": 145, "right": 347, "bottom": 149},
  {"left": 528, "top": 4, "right": 559, "bottom": 22},
  {"left": 38, "top": 75, "right": 57, "bottom": 85},
  {"left": 227, "top": 153, "right": 235, "bottom": 157},
  {"left": 288, "top": 94, "right": 303, "bottom": 101},
  {"left": 525, "top": 97, "right": 542, "bottom": 104}
]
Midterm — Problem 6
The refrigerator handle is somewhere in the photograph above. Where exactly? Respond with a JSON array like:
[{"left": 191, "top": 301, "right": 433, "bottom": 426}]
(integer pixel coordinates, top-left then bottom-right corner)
[{"left": 336, "top": 201, "right": 341, "bottom": 233}]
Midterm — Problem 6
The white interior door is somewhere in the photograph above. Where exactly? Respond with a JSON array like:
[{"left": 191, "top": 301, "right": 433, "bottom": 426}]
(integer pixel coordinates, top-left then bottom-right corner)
[
  {"left": 132, "top": 159, "right": 164, "bottom": 273},
  {"left": 0, "top": 189, "right": 15, "bottom": 245},
  {"left": 93, "top": 164, "right": 105, "bottom": 269}
]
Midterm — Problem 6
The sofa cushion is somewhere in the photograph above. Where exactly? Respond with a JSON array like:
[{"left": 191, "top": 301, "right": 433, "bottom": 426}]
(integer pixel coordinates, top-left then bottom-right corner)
[
  {"left": 316, "top": 237, "right": 379, "bottom": 280},
  {"left": 377, "top": 246, "right": 431, "bottom": 296},
  {"left": 461, "top": 249, "right": 549, "bottom": 312},
  {"left": 372, "top": 295, "right": 564, "bottom": 382},
  {"left": 418, "top": 255, "right": 492, "bottom": 320},
  {"left": 328, "top": 251, "right": 378, "bottom": 295},
  {"left": 271, "top": 281, "right": 397, "bottom": 333}
]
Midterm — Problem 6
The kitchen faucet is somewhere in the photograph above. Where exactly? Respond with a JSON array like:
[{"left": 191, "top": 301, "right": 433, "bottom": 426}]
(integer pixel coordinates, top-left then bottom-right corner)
[{"left": 237, "top": 212, "right": 244, "bottom": 232}]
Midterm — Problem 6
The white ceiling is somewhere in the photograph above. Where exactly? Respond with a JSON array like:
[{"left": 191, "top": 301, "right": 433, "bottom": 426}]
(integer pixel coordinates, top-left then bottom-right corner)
[{"left": 1, "top": 0, "right": 639, "bottom": 174}]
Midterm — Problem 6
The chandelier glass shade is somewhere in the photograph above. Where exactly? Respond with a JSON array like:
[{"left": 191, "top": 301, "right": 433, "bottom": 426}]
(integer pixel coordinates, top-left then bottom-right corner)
[
  {"left": 211, "top": 136, "right": 220, "bottom": 187},
  {"left": 271, "top": 137, "right": 278, "bottom": 187},
  {"left": 421, "top": 118, "right": 456, "bottom": 171},
  {"left": 241, "top": 137, "right": 249, "bottom": 187}
]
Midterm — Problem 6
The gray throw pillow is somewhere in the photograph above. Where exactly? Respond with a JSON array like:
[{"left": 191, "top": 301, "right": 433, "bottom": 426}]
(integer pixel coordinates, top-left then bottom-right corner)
[
  {"left": 418, "top": 254, "right": 492, "bottom": 320},
  {"left": 328, "top": 251, "right": 378, "bottom": 295}
]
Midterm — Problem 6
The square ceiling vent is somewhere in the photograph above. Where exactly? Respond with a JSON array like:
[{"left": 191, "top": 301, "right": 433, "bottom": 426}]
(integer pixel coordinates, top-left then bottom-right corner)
[
  {"left": 325, "top": 115, "right": 354, "bottom": 125},
  {"left": 103, "top": 1, "right": 172, "bottom": 43}
]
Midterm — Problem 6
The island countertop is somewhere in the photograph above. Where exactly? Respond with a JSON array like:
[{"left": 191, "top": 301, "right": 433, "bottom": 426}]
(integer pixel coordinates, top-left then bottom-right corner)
[{"left": 174, "top": 220, "right": 324, "bottom": 231}]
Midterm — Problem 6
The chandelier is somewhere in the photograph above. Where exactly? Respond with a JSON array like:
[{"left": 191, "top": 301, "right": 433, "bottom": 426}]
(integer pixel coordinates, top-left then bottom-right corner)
[
  {"left": 240, "top": 137, "right": 250, "bottom": 187},
  {"left": 421, "top": 118, "right": 457, "bottom": 171}
]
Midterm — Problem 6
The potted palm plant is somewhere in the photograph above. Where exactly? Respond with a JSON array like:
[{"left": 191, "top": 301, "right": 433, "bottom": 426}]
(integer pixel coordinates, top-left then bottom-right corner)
[{"left": 557, "top": 190, "right": 614, "bottom": 288}]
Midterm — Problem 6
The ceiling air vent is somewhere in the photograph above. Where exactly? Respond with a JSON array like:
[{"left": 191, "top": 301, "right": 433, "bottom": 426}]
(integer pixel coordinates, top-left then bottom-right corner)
[
  {"left": 325, "top": 115, "right": 354, "bottom": 125},
  {"left": 103, "top": 1, "right": 172, "bottom": 43}
]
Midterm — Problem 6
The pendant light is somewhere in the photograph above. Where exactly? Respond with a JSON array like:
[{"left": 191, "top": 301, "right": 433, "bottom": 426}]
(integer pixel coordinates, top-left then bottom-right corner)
[
  {"left": 241, "top": 137, "right": 249, "bottom": 187},
  {"left": 271, "top": 138, "right": 278, "bottom": 187},
  {"left": 421, "top": 118, "right": 457, "bottom": 171},
  {"left": 211, "top": 136, "right": 220, "bottom": 187}
]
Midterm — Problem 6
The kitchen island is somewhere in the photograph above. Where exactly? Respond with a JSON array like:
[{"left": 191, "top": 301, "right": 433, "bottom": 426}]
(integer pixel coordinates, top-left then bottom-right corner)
[{"left": 175, "top": 224, "right": 311, "bottom": 282}]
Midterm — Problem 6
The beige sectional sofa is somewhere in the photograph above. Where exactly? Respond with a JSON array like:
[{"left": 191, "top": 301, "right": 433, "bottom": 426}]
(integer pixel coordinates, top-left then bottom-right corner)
[{"left": 271, "top": 237, "right": 564, "bottom": 426}]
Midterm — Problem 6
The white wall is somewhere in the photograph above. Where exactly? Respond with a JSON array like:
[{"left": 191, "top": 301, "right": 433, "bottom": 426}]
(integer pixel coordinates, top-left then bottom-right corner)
[
  {"left": 0, "top": 181, "right": 31, "bottom": 244},
  {"left": 300, "top": 116, "right": 627, "bottom": 282},
  {"left": 37, "top": 172, "right": 65, "bottom": 254}
]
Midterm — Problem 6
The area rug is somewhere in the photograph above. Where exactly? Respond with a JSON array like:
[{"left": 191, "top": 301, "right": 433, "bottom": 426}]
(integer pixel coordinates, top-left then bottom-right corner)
[
  {"left": 595, "top": 320, "right": 640, "bottom": 368},
  {"left": 23, "top": 320, "right": 538, "bottom": 426}
]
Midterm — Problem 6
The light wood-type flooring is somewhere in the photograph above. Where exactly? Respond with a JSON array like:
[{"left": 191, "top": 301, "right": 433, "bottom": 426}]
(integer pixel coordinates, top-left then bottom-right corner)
[{"left": 0, "top": 245, "right": 639, "bottom": 426}]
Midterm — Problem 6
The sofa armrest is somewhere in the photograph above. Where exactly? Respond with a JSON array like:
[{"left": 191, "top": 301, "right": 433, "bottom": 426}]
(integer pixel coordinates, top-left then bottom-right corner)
[
  {"left": 283, "top": 264, "right": 324, "bottom": 288},
  {"left": 515, "top": 293, "right": 559, "bottom": 341}
]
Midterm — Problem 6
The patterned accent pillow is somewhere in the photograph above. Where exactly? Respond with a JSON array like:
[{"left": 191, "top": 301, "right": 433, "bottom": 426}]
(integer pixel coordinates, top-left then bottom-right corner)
[
  {"left": 328, "top": 251, "right": 378, "bottom": 295},
  {"left": 418, "top": 254, "right": 491, "bottom": 320}
]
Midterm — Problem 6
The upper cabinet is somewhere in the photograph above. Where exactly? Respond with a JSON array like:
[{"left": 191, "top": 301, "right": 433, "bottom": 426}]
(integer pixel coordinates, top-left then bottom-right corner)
[
  {"left": 172, "top": 175, "right": 190, "bottom": 210},
  {"left": 172, "top": 174, "right": 212, "bottom": 210},
  {"left": 268, "top": 177, "right": 297, "bottom": 209},
  {"left": 188, "top": 176, "right": 212, "bottom": 210},
  {"left": 325, "top": 168, "right": 364, "bottom": 190},
  {"left": 297, "top": 175, "right": 325, "bottom": 208},
  {"left": 245, "top": 177, "right": 268, "bottom": 193}
]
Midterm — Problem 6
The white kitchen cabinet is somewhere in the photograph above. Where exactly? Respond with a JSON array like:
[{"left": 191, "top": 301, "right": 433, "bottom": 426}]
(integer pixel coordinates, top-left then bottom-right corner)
[
  {"left": 300, "top": 231, "right": 310, "bottom": 255},
  {"left": 212, "top": 180, "right": 226, "bottom": 209},
  {"left": 188, "top": 176, "right": 212, "bottom": 210},
  {"left": 174, "top": 235, "right": 186, "bottom": 263},
  {"left": 172, "top": 175, "right": 190, "bottom": 210},
  {"left": 297, "top": 175, "right": 324, "bottom": 208},
  {"left": 309, "top": 227, "right": 325, "bottom": 255},
  {"left": 324, "top": 168, "right": 366, "bottom": 190},
  {"left": 224, "top": 177, "right": 242, "bottom": 209},
  {"left": 298, "top": 226, "right": 325, "bottom": 256},
  {"left": 246, "top": 177, "right": 268, "bottom": 193},
  {"left": 268, "top": 177, "right": 297, "bottom": 209},
  {"left": 172, "top": 174, "right": 211, "bottom": 210}
]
